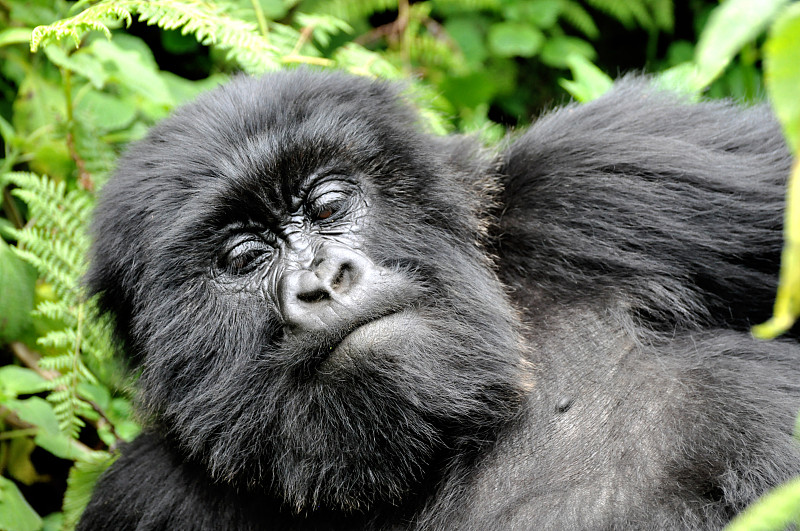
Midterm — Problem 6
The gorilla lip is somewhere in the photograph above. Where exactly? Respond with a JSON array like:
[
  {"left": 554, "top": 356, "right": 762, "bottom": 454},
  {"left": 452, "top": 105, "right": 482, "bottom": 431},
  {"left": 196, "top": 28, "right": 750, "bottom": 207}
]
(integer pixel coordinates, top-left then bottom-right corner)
[{"left": 320, "top": 310, "right": 417, "bottom": 370}]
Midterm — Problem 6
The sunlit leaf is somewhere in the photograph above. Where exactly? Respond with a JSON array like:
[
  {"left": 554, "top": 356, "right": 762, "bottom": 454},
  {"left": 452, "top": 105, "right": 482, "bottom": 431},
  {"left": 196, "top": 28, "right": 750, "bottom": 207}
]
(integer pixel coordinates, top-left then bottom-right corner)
[{"left": 694, "top": 0, "right": 788, "bottom": 88}]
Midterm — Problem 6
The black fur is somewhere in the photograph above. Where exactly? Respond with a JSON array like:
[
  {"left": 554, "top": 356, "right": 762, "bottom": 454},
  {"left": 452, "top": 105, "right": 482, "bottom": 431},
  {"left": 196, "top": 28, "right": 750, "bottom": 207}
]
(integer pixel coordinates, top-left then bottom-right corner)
[{"left": 80, "top": 70, "right": 800, "bottom": 530}]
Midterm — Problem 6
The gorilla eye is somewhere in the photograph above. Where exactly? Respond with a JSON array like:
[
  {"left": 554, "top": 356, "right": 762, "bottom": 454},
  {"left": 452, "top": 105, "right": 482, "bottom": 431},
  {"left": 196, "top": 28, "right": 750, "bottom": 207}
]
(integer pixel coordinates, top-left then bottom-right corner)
[
  {"left": 219, "top": 236, "right": 271, "bottom": 275},
  {"left": 308, "top": 189, "right": 349, "bottom": 222}
]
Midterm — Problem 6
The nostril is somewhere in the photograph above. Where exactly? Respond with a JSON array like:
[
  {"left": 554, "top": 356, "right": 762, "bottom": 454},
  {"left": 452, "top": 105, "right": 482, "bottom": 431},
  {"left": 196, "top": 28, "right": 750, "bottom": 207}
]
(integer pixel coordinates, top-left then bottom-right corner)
[
  {"left": 330, "top": 263, "right": 353, "bottom": 292},
  {"left": 297, "top": 288, "right": 329, "bottom": 304}
]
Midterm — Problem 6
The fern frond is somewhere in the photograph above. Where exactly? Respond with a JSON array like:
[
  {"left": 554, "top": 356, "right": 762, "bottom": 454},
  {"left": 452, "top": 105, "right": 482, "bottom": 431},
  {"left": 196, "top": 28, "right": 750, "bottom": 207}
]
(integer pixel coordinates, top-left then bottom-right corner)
[
  {"left": 334, "top": 43, "right": 403, "bottom": 79},
  {"left": 305, "top": 0, "right": 398, "bottom": 22},
  {"left": 582, "top": 0, "right": 670, "bottom": 31},
  {"left": 6, "top": 170, "right": 114, "bottom": 438},
  {"left": 9, "top": 172, "right": 93, "bottom": 258},
  {"left": 294, "top": 12, "right": 353, "bottom": 49},
  {"left": 408, "top": 32, "right": 463, "bottom": 71},
  {"left": 560, "top": 1, "right": 600, "bottom": 39},
  {"left": 584, "top": 0, "right": 635, "bottom": 28},
  {"left": 73, "top": 119, "right": 117, "bottom": 188},
  {"left": 32, "top": 0, "right": 281, "bottom": 74},
  {"left": 13, "top": 235, "right": 82, "bottom": 301},
  {"left": 35, "top": 300, "right": 79, "bottom": 328},
  {"left": 30, "top": 5, "right": 132, "bottom": 51}
]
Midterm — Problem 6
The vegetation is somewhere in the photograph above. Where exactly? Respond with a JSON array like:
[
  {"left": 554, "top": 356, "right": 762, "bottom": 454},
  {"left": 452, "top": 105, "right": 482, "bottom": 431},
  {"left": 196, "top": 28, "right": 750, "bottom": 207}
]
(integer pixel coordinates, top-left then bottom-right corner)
[{"left": 0, "top": 0, "right": 798, "bottom": 528}]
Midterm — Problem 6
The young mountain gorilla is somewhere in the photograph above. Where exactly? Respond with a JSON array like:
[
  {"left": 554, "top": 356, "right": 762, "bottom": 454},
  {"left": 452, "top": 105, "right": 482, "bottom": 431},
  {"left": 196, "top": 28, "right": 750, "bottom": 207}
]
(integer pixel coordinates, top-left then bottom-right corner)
[{"left": 80, "top": 69, "right": 800, "bottom": 530}]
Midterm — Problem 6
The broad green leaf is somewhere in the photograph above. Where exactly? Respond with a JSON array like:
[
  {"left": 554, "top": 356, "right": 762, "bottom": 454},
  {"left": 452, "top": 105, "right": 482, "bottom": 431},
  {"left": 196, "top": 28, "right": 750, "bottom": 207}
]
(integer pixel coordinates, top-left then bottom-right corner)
[
  {"left": 765, "top": 2, "right": 800, "bottom": 151},
  {"left": 559, "top": 54, "right": 613, "bottom": 103},
  {"left": 0, "top": 476, "right": 42, "bottom": 531},
  {"left": 77, "top": 382, "right": 111, "bottom": 410},
  {"left": 441, "top": 72, "right": 498, "bottom": 109},
  {"left": 7, "top": 438, "right": 46, "bottom": 485},
  {"left": 35, "top": 429, "right": 88, "bottom": 460},
  {"left": 755, "top": 1, "right": 800, "bottom": 337},
  {"left": 725, "top": 477, "right": 800, "bottom": 530},
  {"left": 656, "top": 62, "right": 702, "bottom": 98},
  {"left": 6, "top": 0, "right": 59, "bottom": 27},
  {"left": 445, "top": 16, "right": 488, "bottom": 66},
  {"left": 87, "top": 38, "right": 173, "bottom": 108},
  {"left": 540, "top": 36, "right": 596, "bottom": 68},
  {"left": 753, "top": 160, "right": 800, "bottom": 338},
  {"left": 503, "top": 0, "right": 561, "bottom": 28},
  {"left": 76, "top": 89, "right": 137, "bottom": 132},
  {"left": 7, "top": 396, "right": 60, "bottom": 433},
  {"left": 0, "top": 366, "right": 48, "bottom": 397},
  {"left": 43, "top": 45, "right": 108, "bottom": 89},
  {"left": 41, "top": 512, "right": 63, "bottom": 531},
  {"left": 162, "top": 71, "right": 227, "bottom": 105},
  {"left": 7, "top": 397, "right": 90, "bottom": 459},
  {"left": 694, "top": 0, "right": 789, "bottom": 88},
  {"left": 61, "top": 452, "right": 116, "bottom": 530},
  {"left": 487, "top": 22, "right": 544, "bottom": 58},
  {"left": 0, "top": 28, "right": 33, "bottom": 48},
  {"left": 0, "top": 238, "right": 36, "bottom": 342}
]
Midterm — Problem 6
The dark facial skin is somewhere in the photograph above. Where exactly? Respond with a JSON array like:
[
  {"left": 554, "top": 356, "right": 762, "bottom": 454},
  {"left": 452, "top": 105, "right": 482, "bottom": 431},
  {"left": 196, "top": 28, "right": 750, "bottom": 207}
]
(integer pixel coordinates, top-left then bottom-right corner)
[{"left": 213, "top": 173, "right": 420, "bottom": 374}]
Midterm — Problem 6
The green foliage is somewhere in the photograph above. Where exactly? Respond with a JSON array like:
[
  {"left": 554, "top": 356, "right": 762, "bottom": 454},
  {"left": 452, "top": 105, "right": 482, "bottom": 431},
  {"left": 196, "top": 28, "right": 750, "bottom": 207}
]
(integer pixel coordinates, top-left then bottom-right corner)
[
  {"left": 0, "top": 237, "right": 36, "bottom": 342},
  {"left": 558, "top": 54, "right": 613, "bottom": 102},
  {"left": 725, "top": 477, "right": 800, "bottom": 531},
  {"left": 0, "top": 0, "right": 798, "bottom": 527},
  {"left": 0, "top": 476, "right": 42, "bottom": 531},
  {"left": 61, "top": 451, "right": 116, "bottom": 530},
  {"left": 692, "top": 0, "right": 789, "bottom": 90}
]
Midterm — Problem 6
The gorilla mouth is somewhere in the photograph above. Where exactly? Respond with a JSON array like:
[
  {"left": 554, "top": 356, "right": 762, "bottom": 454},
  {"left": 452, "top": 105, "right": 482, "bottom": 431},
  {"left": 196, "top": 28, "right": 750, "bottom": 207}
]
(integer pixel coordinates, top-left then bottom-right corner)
[{"left": 319, "top": 310, "right": 418, "bottom": 370}]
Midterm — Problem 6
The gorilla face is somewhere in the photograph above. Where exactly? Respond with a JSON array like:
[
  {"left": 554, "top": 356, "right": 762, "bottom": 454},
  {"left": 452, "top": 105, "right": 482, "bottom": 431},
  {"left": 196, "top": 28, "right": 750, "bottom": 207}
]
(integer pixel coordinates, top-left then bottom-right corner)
[{"left": 89, "top": 71, "right": 525, "bottom": 511}]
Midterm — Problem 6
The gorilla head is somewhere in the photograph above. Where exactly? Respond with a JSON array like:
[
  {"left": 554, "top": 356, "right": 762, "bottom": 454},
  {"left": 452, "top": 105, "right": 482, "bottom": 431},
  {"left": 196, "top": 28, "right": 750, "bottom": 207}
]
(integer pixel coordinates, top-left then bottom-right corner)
[{"left": 88, "top": 70, "right": 525, "bottom": 512}]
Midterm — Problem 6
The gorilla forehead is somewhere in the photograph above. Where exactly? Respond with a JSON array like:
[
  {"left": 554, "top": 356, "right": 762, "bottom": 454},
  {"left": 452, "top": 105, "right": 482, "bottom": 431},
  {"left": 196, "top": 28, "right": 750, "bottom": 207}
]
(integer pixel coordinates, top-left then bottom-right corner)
[{"left": 114, "top": 69, "right": 450, "bottom": 225}]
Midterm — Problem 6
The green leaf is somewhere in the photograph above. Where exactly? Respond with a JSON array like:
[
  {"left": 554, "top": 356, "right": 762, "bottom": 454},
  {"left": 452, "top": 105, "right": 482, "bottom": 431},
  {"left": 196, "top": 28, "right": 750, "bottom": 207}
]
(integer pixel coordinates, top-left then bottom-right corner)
[
  {"left": 694, "top": 0, "right": 789, "bottom": 89},
  {"left": 7, "top": 438, "right": 46, "bottom": 485},
  {"left": 87, "top": 38, "right": 174, "bottom": 108},
  {"left": 43, "top": 45, "right": 108, "bottom": 89},
  {"left": 487, "top": 22, "right": 544, "bottom": 58},
  {"left": 503, "top": 0, "right": 561, "bottom": 29},
  {"left": 725, "top": 477, "right": 800, "bottom": 530},
  {"left": 0, "top": 366, "right": 48, "bottom": 397},
  {"left": 752, "top": 3, "right": 800, "bottom": 338},
  {"left": 41, "top": 512, "right": 63, "bottom": 531},
  {"left": 558, "top": 54, "right": 613, "bottom": 102},
  {"left": 540, "top": 36, "right": 596, "bottom": 68},
  {"left": 441, "top": 71, "right": 498, "bottom": 108},
  {"left": 0, "top": 238, "right": 36, "bottom": 342},
  {"left": 0, "top": 28, "right": 33, "bottom": 48},
  {"left": 162, "top": 71, "right": 227, "bottom": 105},
  {"left": 445, "top": 16, "right": 488, "bottom": 66},
  {"left": 62, "top": 452, "right": 116, "bottom": 530},
  {"left": 764, "top": 3, "right": 800, "bottom": 152},
  {"left": 77, "top": 382, "right": 110, "bottom": 410},
  {"left": 0, "top": 476, "right": 42, "bottom": 531},
  {"left": 76, "top": 89, "right": 137, "bottom": 132},
  {"left": 7, "top": 396, "right": 60, "bottom": 433},
  {"left": 753, "top": 160, "right": 800, "bottom": 338}
]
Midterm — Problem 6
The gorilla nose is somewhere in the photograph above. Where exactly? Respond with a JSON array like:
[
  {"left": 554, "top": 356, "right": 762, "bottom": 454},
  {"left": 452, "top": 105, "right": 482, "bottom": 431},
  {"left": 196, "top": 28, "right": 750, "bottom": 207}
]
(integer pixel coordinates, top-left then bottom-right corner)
[{"left": 278, "top": 246, "right": 366, "bottom": 332}]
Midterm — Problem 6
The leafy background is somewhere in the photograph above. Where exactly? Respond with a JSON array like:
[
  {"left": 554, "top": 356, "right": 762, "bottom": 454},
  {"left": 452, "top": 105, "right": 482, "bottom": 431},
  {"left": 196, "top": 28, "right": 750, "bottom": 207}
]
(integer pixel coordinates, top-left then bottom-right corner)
[{"left": 0, "top": 0, "right": 799, "bottom": 529}]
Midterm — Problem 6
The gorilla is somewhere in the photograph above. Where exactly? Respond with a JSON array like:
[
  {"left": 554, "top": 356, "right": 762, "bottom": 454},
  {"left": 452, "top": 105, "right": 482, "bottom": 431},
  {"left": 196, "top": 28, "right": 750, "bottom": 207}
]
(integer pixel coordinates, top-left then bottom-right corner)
[{"left": 79, "top": 69, "right": 800, "bottom": 530}]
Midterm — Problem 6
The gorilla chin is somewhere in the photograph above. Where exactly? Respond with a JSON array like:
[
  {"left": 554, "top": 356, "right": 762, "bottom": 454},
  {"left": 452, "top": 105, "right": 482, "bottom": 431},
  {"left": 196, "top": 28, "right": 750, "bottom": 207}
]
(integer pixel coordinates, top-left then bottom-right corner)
[{"left": 79, "top": 68, "right": 800, "bottom": 530}]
